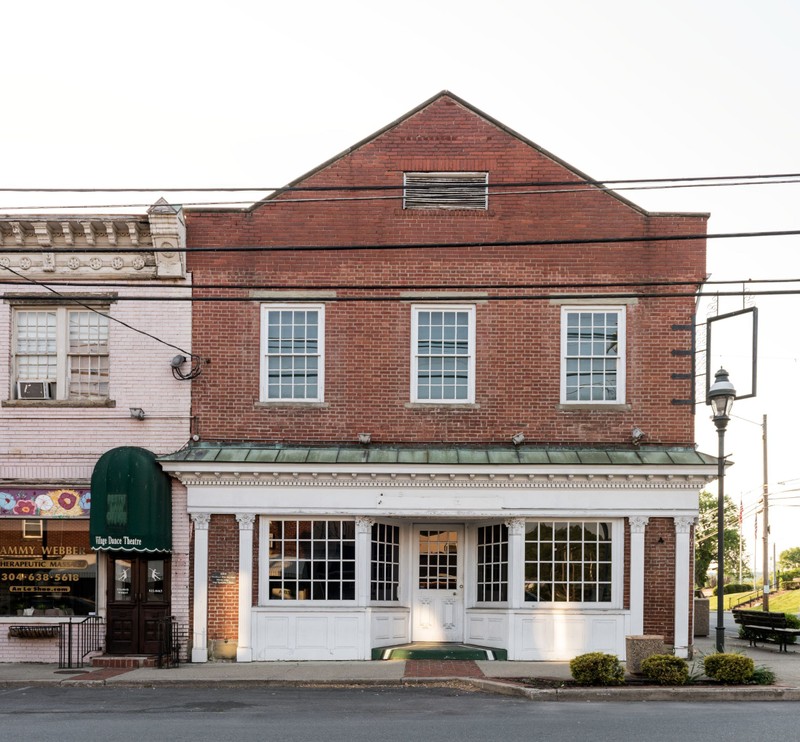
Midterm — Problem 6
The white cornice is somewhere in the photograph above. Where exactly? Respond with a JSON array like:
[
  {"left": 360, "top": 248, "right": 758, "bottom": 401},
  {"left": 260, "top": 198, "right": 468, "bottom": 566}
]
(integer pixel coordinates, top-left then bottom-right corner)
[{"left": 162, "top": 466, "right": 714, "bottom": 489}]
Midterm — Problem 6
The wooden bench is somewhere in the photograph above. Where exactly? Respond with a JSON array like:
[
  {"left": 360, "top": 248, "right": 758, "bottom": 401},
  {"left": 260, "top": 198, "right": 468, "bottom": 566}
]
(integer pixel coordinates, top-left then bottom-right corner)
[
  {"left": 732, "top": 609, "right": 800, "bottom": 653},
  {"left": 7, "top": 625, "right": 60, "bottom": 639}
]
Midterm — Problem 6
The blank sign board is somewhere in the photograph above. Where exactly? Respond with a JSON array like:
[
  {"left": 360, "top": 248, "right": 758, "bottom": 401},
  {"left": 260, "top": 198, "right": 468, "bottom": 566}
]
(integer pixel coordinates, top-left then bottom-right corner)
[{"left": 705, "top": 307, "right": 758, "bottom": 402}]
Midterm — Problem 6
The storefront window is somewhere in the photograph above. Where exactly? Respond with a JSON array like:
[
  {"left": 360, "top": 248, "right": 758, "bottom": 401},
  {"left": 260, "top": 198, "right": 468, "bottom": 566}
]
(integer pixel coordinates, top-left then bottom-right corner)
[
  {"left": 266, "top": 519, "right": 355, "bottom": 601},
  {"left": 0, "top": 518, "right": 96, "bottom": 617}
]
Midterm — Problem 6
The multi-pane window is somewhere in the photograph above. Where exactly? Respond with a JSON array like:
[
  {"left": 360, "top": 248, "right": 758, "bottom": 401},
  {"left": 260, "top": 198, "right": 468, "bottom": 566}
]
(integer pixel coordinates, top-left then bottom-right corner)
[
  {"left": 371, "top": 523, "right": 400, "bottom": 601},
  {"left": 418, "top": 529, "right": 458, "bottom": 590},
  {"left": 13, "top": 308, "right": 109, "bottom": 400},
  {"left": 403, "top": 172, "right": 488, "bottom": 210},
  {"left": 261, "top": 305, "right": 324, "bottom": 402},
  {"left": 524, "top": 521, "right": 613, "bottom": 604},
  {"left": 412, "top": 305, "right": 475, "bottom": 403},
  {"left": 476, "top": 524, "right": 508, "bottom": 602},
  {"left": 266, "top": 519, "right": 355, "bottom": 601},
  {"left": 561, "top": 307, "right": 625, "bottom": 403}
]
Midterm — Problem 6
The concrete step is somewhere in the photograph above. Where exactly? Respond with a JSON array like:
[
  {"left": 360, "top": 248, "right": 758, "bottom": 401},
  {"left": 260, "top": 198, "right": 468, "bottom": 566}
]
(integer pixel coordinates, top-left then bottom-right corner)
[
  {"left": 373, "top": 643, "right": 507, "bottom": 661},
  {"left": 91, "top": 655, "right": 158, "bottom": 669}
]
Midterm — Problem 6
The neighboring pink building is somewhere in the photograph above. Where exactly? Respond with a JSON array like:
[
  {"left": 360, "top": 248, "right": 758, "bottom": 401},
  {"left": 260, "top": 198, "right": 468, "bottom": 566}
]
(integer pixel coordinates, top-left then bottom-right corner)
[{"left": 0, "top": 201, "right": 192, "bottom": 662}]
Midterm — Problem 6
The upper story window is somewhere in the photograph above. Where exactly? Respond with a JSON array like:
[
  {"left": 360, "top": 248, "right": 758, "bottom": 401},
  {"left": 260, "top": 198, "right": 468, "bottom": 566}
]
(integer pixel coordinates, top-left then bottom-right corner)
[
  {"left": 560, "top": 306, "right": 625, "bottom": 404},
  {"left": 12, "top": 307, "right": 109, "bottom": 401},
  {"left": 260, "top": 304, "right": 324, "bottom": 402},
  {"left": 403, "top": 172, "right": 488, "bottom": 210},
  {"left": 411, "top": 305, "right": 475, "bottom": 403}
]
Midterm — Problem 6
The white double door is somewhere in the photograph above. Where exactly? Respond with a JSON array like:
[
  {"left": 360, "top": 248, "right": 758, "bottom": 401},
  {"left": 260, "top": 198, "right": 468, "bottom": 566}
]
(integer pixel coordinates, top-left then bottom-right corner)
[{"left": 411, "top": 524, "right": 464, "bottom": 643}]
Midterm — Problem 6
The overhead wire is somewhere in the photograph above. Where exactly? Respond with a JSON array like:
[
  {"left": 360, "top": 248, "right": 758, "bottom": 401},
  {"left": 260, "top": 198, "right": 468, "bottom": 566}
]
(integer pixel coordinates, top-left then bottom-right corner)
[{"left": 1, "top": 171, "right": 800, "bottom": 211}]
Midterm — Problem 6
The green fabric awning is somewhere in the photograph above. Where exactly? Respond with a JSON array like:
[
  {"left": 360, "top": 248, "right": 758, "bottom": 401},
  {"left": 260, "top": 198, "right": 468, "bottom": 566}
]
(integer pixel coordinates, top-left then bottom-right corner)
[{"left": 90, "top": 446, "right": 172, "bottom": 553}]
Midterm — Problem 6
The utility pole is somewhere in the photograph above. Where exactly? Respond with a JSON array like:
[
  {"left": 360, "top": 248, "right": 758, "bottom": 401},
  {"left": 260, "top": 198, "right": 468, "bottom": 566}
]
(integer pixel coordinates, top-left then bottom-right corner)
[{"left": 762, "top": 414, "right": 770, "bottom": 611}]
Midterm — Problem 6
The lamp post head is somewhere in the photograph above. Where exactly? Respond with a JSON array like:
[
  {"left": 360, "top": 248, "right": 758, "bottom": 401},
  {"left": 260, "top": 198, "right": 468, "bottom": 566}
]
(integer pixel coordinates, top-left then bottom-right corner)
[{"left": 708, "top": 367, "right": 736, "bottom": 428}]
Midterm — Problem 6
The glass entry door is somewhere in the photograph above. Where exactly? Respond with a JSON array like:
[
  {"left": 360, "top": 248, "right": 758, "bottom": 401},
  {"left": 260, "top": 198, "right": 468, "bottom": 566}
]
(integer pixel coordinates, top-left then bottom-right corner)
[
  {"left": 412, "top": 525, "right": 464, "bottom": 643},
  {"left": 106, "top": 555, "right": 170, "bottom": 654}
]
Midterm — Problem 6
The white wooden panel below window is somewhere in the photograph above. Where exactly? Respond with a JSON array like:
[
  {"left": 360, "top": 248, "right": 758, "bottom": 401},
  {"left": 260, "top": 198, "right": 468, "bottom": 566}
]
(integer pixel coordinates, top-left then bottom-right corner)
[
  {"left": 251, "top": 609, "right": 365, "bottom": 660},
  {"left": 513, "top": 611, "right": 627, "bottom": 661},
  {"left": 370, "top": 610, "right": 410, "bottom": 645}
]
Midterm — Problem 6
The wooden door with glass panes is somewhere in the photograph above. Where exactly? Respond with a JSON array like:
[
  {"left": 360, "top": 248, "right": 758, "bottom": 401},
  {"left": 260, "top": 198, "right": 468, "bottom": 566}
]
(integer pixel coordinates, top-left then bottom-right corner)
[
  {"left": 106, "top": 555, "right": 170, "bottom": 655},
  {"left": 412, "top": 525, "right": 464, "bottom": 642}
]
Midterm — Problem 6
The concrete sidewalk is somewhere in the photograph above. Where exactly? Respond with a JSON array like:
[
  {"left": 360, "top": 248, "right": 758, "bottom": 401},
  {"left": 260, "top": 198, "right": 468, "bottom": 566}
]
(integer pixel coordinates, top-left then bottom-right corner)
[{"left": 1, "top": 626, "right": 799, "bottom": 701}]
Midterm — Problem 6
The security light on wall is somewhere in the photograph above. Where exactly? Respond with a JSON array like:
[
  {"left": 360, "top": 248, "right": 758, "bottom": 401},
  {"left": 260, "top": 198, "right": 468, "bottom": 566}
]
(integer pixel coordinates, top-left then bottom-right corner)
[
  {"left": 511, "top": 432, "right": 525, "bottom": 446},
  {"left": 358, "top": 433, "right": 371, "bottom": 445},
  {"left": 130, "top": 407, "right": 145, "bottom": 420},
  {"left": 631, "top": 427, "right": 645, "bottom": 445}
]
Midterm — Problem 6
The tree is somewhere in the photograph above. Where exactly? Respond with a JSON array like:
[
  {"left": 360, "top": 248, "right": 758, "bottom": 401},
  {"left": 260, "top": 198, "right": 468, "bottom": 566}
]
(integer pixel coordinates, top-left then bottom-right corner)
[
  {"left": 694, "top": 490, "right": 748, "bottom": 588},
  {"left": 779, "top": 547, "right": 800, "bottom": 571}
]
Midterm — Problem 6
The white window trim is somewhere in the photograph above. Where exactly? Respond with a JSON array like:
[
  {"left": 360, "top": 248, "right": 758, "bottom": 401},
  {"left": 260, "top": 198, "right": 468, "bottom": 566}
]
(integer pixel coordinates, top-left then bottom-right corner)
[
  {"left": 523, "top": 518, "right": 624, "bottom": 610},
  {"left": 410, "top": 304, "right": 476, "bottom": 404},
  {"left": 560, "top": 305, "right": 626, "bottom": 405},
  {"left": 260, "top": 303, "right": 325, "bottom": 403},
  {"left": 12, "top": 306, "right": 110, "bottom": 401},
  {"left": 257, "top": 517, "right": 357, "bottom": 606}
]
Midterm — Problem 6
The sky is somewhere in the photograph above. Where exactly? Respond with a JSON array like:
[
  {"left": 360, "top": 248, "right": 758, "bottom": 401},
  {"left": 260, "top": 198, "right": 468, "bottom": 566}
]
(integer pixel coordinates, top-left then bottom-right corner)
[{"left": 3, "top": 1, "right": 800, "bottom": 568}]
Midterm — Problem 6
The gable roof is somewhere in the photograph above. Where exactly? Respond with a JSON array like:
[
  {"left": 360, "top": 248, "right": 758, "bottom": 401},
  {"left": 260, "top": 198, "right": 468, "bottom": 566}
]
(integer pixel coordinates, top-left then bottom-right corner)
[{"left": 217, "top": 90, "right": 704, "bottom": 218}]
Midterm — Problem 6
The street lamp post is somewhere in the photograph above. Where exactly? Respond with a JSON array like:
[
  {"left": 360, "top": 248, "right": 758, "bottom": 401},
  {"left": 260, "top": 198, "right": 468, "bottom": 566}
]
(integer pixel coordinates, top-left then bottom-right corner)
[{"left": 709, "top": 368, "right": 736, "bottom": 654}]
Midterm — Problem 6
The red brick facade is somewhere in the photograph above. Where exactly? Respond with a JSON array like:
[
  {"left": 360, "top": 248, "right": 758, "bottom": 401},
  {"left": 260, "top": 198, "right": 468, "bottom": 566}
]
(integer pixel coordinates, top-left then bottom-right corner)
[
  {"left": 186, "top": 94, "right": 706, "bottom": 450},
  {"left": 181, "top": 93, "right": 707, "bottom": 657}
]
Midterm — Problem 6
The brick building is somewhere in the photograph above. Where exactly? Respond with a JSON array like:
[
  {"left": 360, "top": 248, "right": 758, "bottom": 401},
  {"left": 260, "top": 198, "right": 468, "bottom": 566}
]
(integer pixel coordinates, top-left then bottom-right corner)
[
  {"left": 159, "top": 92, "right": 718, "bottom": 662},
  {"left": 0, "top": 202, "right": 192, "bottom": 662}
]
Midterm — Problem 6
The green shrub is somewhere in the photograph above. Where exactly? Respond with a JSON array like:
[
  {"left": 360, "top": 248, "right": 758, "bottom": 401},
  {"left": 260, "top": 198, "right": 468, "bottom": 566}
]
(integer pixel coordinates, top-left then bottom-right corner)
[
  {"left": 750, "top": 665, "right": 777, "bottom": 685},
  {"left": 712, "top": 583, "right": 754, "bottom": 596},
  {"left": 640, "top": 654, "right": 689, "bottom": 686},
  {"left": 704, "top": 653, "right": 755, "bottom": 684},
  {"left": 569, "top": 652, "right": 625, "bottom": 686}
]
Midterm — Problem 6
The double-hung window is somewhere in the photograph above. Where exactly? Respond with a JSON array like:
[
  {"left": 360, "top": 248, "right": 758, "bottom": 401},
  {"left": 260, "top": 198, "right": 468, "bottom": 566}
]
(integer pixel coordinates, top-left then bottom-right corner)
[
  {"left": 561, "top": 306, "right": 625, "bottom": 404},
  {"left": 411, "top": 305, "right": 475, "bottom": 403},
  {"left": 12, "top": 307, "right": 109, "bottom": 401},
  {"left": 260, "top": 304, "right": 324, "bottom": 402}
]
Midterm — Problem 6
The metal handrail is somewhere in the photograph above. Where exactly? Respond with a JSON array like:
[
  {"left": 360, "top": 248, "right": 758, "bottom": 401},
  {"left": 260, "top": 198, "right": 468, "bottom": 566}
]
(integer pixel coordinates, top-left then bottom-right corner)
[
  {"left": 58, "top": 615, "right": 104, "bottom": 669},
  {"left": 731, "top": 588, "right": 764, "bottom": 611}
]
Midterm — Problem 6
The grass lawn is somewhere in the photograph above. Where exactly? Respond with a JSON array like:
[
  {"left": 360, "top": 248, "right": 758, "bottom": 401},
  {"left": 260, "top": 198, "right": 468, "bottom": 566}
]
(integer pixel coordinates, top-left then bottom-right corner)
[{"left": 708, "top": 589, "right": 800, "bottom": 614}]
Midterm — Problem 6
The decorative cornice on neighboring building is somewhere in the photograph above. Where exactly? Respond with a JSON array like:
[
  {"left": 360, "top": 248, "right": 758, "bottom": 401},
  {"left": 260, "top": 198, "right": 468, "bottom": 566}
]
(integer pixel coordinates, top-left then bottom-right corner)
[{"left": 0, "top": 202, "right": 186, "bottom": 280}]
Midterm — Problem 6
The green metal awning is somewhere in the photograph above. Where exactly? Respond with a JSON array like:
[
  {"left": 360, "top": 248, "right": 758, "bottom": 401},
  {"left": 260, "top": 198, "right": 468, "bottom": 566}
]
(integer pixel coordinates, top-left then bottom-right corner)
[
  {"left": 90, "top": 446, "right": 172, "bottom": 553},
  {"left": 159, "top": 442, "right": 718, "bottom": 468}
]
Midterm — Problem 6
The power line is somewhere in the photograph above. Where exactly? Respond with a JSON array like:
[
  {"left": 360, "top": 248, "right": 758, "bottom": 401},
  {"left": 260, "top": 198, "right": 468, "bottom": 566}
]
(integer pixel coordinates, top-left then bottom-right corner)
[
  {"left": 2, "top": 171, "right": 800, "bottom": 193},
  {"left": 2, "top": 228, "right": 799, "bottom": 255},
  {"left": 2, "top": 173, "right": 800, "bottom": 212},
  {"left": 1, "top": 264, "right": 198, "bottom": 358}
]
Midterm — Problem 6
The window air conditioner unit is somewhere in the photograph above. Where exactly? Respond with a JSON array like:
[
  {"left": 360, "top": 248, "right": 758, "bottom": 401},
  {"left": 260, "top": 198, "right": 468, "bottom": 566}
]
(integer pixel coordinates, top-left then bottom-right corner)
[{"left": 17, "top": 381, "right": 52, "bottom": 400}]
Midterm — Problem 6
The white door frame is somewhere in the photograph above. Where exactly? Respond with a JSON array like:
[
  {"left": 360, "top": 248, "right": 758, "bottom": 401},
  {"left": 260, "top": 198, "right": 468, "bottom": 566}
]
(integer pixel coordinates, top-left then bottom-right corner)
[{"left": 411, "top": 523, "right": 465, "bottom": 643}]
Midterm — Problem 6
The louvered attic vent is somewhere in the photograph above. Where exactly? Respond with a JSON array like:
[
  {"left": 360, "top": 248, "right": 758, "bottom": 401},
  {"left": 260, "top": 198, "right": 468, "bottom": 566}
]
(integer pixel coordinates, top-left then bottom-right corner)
[{"left": 403, "top": 172, "right": 488, "bottom": 210}]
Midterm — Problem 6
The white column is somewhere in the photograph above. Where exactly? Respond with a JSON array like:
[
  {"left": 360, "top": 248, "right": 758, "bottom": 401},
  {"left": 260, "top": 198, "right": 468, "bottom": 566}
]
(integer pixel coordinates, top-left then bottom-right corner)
[
  {"left": 355, "top": 517, "right": 375, "bottom": 607},
  {"left": 236, "top": 513, "right": 256, "bottom": 663},
  {"left": 190, "top": 513, "right": 210, "bottom": 663},
  {"left": 673, "top": 516, "right": 694, "bottom": 658},
  {"left": 629, "top": 516, "right": 649, "bottom": 636},
  {"left": 505, "top": 518, "right": 526, "bottom": 609}
]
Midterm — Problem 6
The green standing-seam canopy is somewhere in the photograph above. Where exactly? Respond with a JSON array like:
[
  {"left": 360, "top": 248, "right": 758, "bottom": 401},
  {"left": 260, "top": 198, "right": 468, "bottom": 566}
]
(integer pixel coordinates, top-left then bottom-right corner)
[{"left": 90, "top": 446, "right": 172, "bottom": 553}]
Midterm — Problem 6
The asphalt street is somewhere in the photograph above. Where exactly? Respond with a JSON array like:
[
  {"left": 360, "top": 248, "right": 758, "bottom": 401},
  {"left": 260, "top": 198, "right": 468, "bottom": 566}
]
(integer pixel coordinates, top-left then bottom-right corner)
[{"left": 1, "top": 686, "right": 799, "bottom": 742}]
